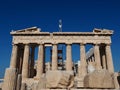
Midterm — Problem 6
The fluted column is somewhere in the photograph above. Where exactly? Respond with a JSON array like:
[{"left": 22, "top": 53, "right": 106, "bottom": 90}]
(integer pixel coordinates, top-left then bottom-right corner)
[
  {"left": 52, "top": 44, "right": 58, "bottom": 70},
  {"left": 36, "top": 44, "right": 44, "bottom": 78},
  {"left": 10, "top": 44, "right": 18, "bottom": 68},
  {"left": 66, "top": 44, "right": 72, "bottom": 71},
  {"left": 94, "top": 43, "right": 101, "bottom": 70},
  {"left": 105, "top": 44, "right": 114, "bottom": 73},
  {"left": 79, "top": 43, "right": 87, "bottom": 76},
  {"left": 22, "top": 44, "right": 30, "bottom": 79}
]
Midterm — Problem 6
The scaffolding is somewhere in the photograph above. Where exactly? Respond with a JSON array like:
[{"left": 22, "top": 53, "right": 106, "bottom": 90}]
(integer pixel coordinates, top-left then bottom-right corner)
[{"left": 58, "top": 45, "right": 64, "bottom": 70}]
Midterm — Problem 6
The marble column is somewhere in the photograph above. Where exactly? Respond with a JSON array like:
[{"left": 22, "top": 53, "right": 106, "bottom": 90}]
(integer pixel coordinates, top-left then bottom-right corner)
[
  {"left": 36, "top": 44, "right": 44, "bottom": 78},
  {"left": 22, "top": 44, "right": 30, "bottom": 79},
  {"left": 94, "top": 43, "right": 101, "bottom": 70},
  {"left": 79, "top": 43, "right": 87, "bottom": 76},
  {"left": 52, "top": 44, "right": 58, "bottom": 70},
  {"left": 66, "top": 44, "right": 72, "bottom": 71},
  {"left": 30, "top": 46, "right": 35, "bottom": 78},
  {"left": 10, "top": 44, "right": 18, "bottom": 68},
  {"left": 105, "top": 44, "right": 114, "bottom": 73}
]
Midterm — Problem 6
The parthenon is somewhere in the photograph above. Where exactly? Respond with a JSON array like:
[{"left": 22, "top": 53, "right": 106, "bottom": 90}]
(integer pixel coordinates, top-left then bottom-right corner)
[{"left": 1, "top": 27, "right": 120, "bottom": 90}]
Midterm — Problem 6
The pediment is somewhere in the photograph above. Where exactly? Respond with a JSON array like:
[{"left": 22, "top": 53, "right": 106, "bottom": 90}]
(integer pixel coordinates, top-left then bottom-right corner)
[
  {"left": 11, "top": 27, "right": 41, "bottom": 33},
  {"left": 93, "top": 28, "right": 113, "bottom": 34}
]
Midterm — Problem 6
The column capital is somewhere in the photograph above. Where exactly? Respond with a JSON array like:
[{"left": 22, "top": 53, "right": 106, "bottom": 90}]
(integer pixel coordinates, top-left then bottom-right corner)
[
  {"left": 66, "top": 42, "right": 72, "bottom": 45},
  {"left": 106, "top": 43, "right": 111, "bottom": 46},
  {"left": 38, "top": 42, "right": 44, "bottom": 45},
  {"left": 80, "top": 43, "right": 86, "bottom": 45},
  {"left": 12, "top": 42, "right": 19, "bottom": 45},
  {"left": 52, "top": 42, "right": 58, "bottom": 45},
  {"left": 38, "top": 43, "right": 44, "bottom": 46},
  {"left": 93, "top": 42, "right": 100, "bottom": 46},
  {"left": 24, "top": 43, "right": 29, "bottom": 45},
  {"left": 12, "top": 43, "right": 18, "bottom": 46}
]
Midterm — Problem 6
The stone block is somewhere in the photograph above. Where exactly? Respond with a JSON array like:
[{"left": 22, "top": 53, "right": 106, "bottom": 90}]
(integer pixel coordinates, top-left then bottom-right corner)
[
  {"left": 113, "top": 72, "right": 120, "bottom": 89},
  {"left": 21, "top": 83, "right": 26, "bottom": 90},
  {"left": 75, "top": 76, "right": 85, "bottom": 88},
  {"left": 2, "top": 68, "right": 17, "bottom": 90},
  {"left": 0, "top": 83, "right": 2, "bottom": 90},
  {"left": 84, "top": 70, "right": 115, "bottom": 89},
  {"left": 46, "top": 71, "right": 74, "bottom": 89},
  {"left": 36, "top": 76, "right": 47, "bottom": 90}
]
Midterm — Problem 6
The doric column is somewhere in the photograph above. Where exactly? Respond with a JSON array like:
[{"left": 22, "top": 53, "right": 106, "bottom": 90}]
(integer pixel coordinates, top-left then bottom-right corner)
[
  {"left": 105, "top": 44, "right": 114, "bottom": 73},
  {"left": 79, "top": 43, "right": 87, "bottom": 76},
  {"left": 66, "top": 44, "right": 72, "bottom": 71},
  {"left": 94, "top": 43, "right": 101, "bottom": 70},
  {"left": 22, "top": 44, "right": 30, "bottom": 79},
  {"left": 30, "top": 46, "right": 35, "bottom": 78},
  {"left": 36, "top": 44, "right": 44, "bottom": 78},
  {"left": 10, "top": 44, "right": 18, "bottom": 68},
  {"left": 52, "top": 44, "right": 58, "bottom": 70}
]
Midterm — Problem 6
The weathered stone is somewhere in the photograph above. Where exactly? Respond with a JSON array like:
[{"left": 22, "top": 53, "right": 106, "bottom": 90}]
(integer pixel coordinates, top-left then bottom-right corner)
[
  {"left": 21, "top": 83, "right": 26, "bottom": 90},
  {"left": 113, "top": 72, "right": 120, "bottom": 89},
  {"left": 84, "top": 70, "right": 115, "bottom": 89},
  {"left": 24, "top": 79, "right": 34, "bottom": 90},
  {"left": 16, "top": 74, "right": 22, "bottom": 90},
  {"left": 46, "top": 71, "right": 74, "bottom": 89},
  {"left": 87, "top": 64, "right": 95, "bottom": 73},
  {"left": 2, "top": 68, "right": 17, "bottom": 90},
  {"left": 11, "top": 28, "right": 113, "bottom": 44},
  {"left": 36, "top": 76, "right": 47, "bottom": 90},
  {"left": 0, "top": 83, "right": 2, "bottom": 90}
]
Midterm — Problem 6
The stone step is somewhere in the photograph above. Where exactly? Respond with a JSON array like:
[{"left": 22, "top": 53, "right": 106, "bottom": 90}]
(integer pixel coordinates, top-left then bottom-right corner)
[{"left": 77, "top": 81, "right": 84, "bottom": 87}]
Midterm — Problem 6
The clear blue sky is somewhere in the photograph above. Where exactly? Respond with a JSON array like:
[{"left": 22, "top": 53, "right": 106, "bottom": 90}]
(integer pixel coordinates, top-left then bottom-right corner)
[{"left": 0, "top": 0, "right": 120, "bottom": 78}]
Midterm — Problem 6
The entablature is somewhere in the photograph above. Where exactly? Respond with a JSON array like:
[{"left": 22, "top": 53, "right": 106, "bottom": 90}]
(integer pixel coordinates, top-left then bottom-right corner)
[{"left": 11, "top": 27, "right": 113, "bottom": 45}]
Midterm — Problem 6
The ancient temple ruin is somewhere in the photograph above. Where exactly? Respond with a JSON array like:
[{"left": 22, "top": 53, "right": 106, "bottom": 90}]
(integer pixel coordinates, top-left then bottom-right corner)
[{"left": 1, "top": 27, "right": 120, "bottom": 90}]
